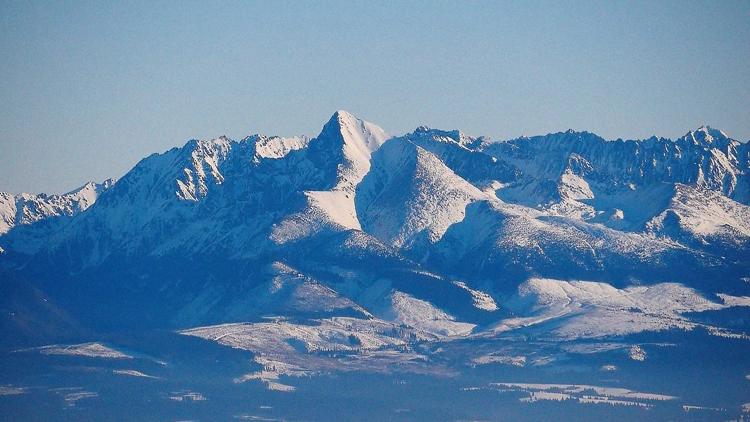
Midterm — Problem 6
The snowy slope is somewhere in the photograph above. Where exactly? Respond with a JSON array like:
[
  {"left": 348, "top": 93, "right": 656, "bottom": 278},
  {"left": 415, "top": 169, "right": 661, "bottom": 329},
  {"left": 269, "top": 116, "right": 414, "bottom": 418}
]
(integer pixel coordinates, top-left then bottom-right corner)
[
  {"left": 3, "top": 113, "right": 746, "bottom": 273},
  {"left": 0, "top": 179, "right": 115, "bottom": 235},
  {"left": 271, "top": 111, "right": 390, "bottom": 244},
  {"left": 20, "top": 111, "right": 389, "bottom": 263},
  {"left": 2, "top": 111, "right": 750, "bottom": 415},
  {"left": 482, "top": 127, "right": 749, "bottom": 230},
  {"left": 494, "top": 277, "right": 750, "bottom": 340},
  {"left": 0, "top": 110, "right": 747, "bottom": 356},
  {"left": 356, "top": 137, "right": 486, "bottom": 249},
  {"left": 429, "top": 198, "right": 714, "bottom": 288},
  {"left": 647, "top": 183, "right": 750, "bottom": 254}
]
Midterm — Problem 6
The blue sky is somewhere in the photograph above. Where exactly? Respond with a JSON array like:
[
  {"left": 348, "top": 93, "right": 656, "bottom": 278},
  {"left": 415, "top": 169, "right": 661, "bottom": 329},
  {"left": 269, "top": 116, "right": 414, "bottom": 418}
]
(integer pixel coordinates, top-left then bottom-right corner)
[{"left": 1, "top": 0, "right": 749, "bottom": 193}]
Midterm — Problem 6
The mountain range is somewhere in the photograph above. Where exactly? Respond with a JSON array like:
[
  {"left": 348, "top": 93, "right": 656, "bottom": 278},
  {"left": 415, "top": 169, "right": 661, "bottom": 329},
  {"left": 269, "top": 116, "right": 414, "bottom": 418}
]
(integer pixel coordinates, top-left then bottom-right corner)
[{"left": 1, "top": 111, "right": 749, "bottom": 419}]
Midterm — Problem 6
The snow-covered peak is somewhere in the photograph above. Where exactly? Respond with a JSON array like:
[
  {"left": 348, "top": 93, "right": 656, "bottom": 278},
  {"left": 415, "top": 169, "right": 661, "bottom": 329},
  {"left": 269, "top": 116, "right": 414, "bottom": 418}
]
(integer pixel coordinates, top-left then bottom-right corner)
[
  {"left": 410, "top": 126, "right": 480, "bottom": 149},
  {"left": 252, "top": 135, "right": 310, "bottom": 160},
  {"left": 3, "top": 112, "right": 748, "bottom": 294},
  {"left": 0, "top": 179, "right": 115, "bottom": 235},
  {"left": 174, "top": 136, "right": 234, "bottom": 201},
  {"left": 64, "top": 179, "right": 117, "bottom": 209},
  {"left": 310, "top": 110, "right": 390, "bottom": 191},
  {"left": 543, "top": 129, "right": 603, "bottom": 143},
  {"left": 322, "top": 110, "right": 389, "bottom": 153},
  {"left": 678, "top": 125, "right": 733, "bottom": 146}
]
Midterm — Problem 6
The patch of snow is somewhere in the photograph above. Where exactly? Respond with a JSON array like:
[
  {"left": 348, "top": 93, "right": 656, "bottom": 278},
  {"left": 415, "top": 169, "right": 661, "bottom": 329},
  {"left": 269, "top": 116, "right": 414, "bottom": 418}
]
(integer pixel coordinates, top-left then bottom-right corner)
[
  {"left": 629, "top": 345, "right": 646, "bottom": 361},
  {"left": 577, "top": 396, "right": 653, "bottom": 408},
  {"left": 496, "top": 278, "right": 750, "bottom": 340},
  {"left": 25, "top": 342, "right": 131, "bottom": 359},
  {"left": 112, "top": 369, "right": 158, "bottom": 379},
  {"left": 265, "top": 381, "right": 296, "bottom": 392},
  {"left": 452, "top": 281, "right": 499, "bottom": 311},
  {"left": 0, "top": 385, "right": 27, "bottom": 396},
  {"left": 389, "top": 291, "right": 476, "bottom": 337},
  {"left": 718, "top": 294, "right": 750, "bottom": 307},
  {"left": 51, "top": 388, "right": 98, "bottom": 407},
  {"left": 253, "top": 136, "right": 310, "bottom": 160},
  {"left": 520, "top": 391, "right": 572, "bottom": 402},
  {"left": 169, "top": 391, "right": 207, "bottom": 402},
  {"left": 559, "top": 170, "right": 594, "bottom": 201},
  {"left": 182, "top": 317, "right": 426, "bottom": 355},
  {"left": 561, "top": 343, "right": 626, "bottom": 354},
  {"left": 181, "top": 315, "right": 452, "bottom": 388},
  {"left": 471, "top": 354, "right": 526, "bottom": 367},
  {"left": 682, "top": 405, "right": 726, "bottom": 413},
  {"left": 492, "top": 382, "right": 676, "bottom": 402},
  {"left": 64, "top": 391, "right": 98, "bottom": 407},
  {"left": 305, "top": 190, "right": 361, "bottom": 230}
]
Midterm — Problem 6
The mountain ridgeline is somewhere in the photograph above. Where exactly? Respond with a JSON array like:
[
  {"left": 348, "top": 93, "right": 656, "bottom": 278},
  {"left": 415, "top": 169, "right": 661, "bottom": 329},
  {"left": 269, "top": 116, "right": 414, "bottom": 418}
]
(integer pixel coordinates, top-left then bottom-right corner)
[{"left": 1, "top": 111, "right": 748, "bottom": 334}]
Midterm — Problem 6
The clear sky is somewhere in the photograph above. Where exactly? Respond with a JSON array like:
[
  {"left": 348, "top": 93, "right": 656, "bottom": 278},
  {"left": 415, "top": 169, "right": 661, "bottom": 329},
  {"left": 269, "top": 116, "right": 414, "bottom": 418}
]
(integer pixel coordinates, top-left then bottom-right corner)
[{"left": 1, "top": 0, "right": 749, "bottom": 194}]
